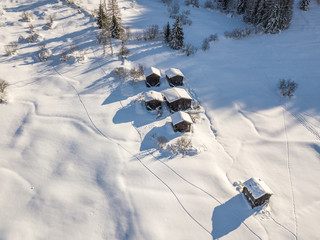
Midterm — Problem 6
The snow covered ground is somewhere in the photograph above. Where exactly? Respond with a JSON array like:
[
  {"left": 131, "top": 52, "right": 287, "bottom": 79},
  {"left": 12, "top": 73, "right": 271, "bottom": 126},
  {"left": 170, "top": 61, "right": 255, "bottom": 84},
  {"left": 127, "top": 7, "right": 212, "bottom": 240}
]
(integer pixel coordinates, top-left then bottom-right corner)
[{"left": 0, "top": 0, "right": 319, "bottom": 239}]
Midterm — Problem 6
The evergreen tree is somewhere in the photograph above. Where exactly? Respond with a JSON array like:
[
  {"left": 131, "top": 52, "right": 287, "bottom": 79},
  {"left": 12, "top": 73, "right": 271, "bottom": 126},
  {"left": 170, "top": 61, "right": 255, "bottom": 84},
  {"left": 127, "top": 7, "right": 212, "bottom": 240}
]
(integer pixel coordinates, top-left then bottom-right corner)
[
  {"left": 111, "top": 15, "right": 122, "bottom": 39},
  {"left": 217, "top": 0, "right": 229, "bottom": 12},
  {"left": 164, "top": 22, "right": 171, "bottom": 43},
  {"left": 108, "top": 0, "right": 123, "bottom": 39},
  {"left": 169, "top": 17, "right": 184, "bottom": 50},
  {"left": 237, "top": 0, "right": 247, "bottom": 14},
  {"left": 299, "top": 0, "right": 311, "bottom": 11},
  {"left": 261, "top": 0, "right": 293, "bottom": 34},
  {"left": 97, "top": 3, "right": 107, "bottom": 29}
]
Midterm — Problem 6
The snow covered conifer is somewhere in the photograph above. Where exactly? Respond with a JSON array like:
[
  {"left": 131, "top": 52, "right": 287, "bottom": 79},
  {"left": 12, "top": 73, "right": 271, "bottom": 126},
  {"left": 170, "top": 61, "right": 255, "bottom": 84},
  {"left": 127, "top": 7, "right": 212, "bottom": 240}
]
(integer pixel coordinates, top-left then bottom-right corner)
[
  {"left": 164, "top": 22, "right": 171, "bottom": 43},
  {"left": 169, "top": 17, "right": 184, "bottom": 50}
]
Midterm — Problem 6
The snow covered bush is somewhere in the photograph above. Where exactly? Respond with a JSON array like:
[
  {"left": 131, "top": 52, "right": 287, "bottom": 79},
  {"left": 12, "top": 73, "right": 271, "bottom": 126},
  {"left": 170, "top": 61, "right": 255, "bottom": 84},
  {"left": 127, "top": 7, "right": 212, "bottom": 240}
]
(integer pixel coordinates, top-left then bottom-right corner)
[
  {"left": 299, "top": 0, "right": 311, "bottom": 11},
  {"left": 169, "top": 136, "right": 193, "bottom": 155},
  {"left": 162, "top": 0, "right": 172, "bottom": 6},
  {"left": 157, "top": 136, "right": 168, "bottom": 148},
  {"left": 143, "top": 25, "right": 160, "bottom": 40},
  {"left": 46, "top": 14, "right": 56, "bottom": 29},
  {"left": 5, "top": 42, "right": 18, "bottom": 56},
  {"left": 37, "top": 44, "right": 52, "bottom": 61},
  {"left": 24, "top": 24, "right": 41, "bottom": 42},
  {"left": 204, "top": 0, "right": 215, "bottom": 9},
  {"left": 208, "top": 33, "right": 218, "bottom": 42},
  {"left": 129, "top": 64, "right": 145, "bottom": 83},
  {"left": 224, "top": 27, "right": 252, "bottom": 39},
  {"left": 60, "top": 51, "right": 71, "bottom": 62},
  {"left": 113, "top": 67, "right": 129, "bottom": 81},
  {"left": 0, "top": 79, "right": 9, "bottom": 103},
  {"left": 179, "top": 10, "right": 192, "bottom": 26},
  {"left": 185, "top": 0, "right": 199, "bottom": 8},
  {"left": 119, "top": 43, "right": 129, "bottom": 61},
  {"left": 21, "top": 11, "right": 34, "bottom": 22},
  {"left": 279, "top": 79, "right": 298, "bottom": 98},
  {"left": 202, "top": 38, "right": 210, "bottom": 51},
  {"left": 182, "top": 44, "right": 197, "bottom": 56},
  {"left": 168, "top": 0, "right": 180, "bottom": 18}
]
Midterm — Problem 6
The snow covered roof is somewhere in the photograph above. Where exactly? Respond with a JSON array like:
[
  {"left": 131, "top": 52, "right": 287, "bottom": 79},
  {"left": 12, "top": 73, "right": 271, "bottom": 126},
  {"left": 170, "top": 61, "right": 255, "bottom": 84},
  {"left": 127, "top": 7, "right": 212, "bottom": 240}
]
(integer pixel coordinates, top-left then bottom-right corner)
[
  {"left": 145, "top": 67, "right": 161, "bottom": 77},
  {"left": 162, "top": 87, "right": 192, "bottom": 103},
  {"left": 166, "top": 68, "right": 184, "bottom": 78},
  {"left": 243, "top": 178, "right": 273, "bottom": 199},
  {"left": 144, "top": 90, "right": 163, "bottom": 102},
  {"left": 171, "top": 111, "right": 193, "bottom": 125}
]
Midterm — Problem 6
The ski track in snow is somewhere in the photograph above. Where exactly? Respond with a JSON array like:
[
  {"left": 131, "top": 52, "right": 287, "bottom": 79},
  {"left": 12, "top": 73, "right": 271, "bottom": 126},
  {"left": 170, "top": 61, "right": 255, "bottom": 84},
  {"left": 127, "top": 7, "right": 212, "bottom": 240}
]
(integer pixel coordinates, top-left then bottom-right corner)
[{"left": 282, "top": 102, "right": 298, "bottom": 240}]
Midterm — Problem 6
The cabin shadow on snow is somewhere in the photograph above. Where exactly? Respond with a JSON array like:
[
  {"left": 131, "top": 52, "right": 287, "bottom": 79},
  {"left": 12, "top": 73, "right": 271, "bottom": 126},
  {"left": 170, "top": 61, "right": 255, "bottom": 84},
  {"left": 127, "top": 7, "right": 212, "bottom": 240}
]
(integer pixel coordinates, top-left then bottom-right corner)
[{"left": 211, "top": 193, "right": 258, "bottom": 239}]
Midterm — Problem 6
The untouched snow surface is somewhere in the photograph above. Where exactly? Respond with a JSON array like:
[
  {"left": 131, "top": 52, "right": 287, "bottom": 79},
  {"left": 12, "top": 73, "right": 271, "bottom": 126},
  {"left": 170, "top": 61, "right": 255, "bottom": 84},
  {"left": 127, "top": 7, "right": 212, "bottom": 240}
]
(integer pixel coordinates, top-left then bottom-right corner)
[{"left": 0, "top": 0, "right": 320, "bottom": 239}]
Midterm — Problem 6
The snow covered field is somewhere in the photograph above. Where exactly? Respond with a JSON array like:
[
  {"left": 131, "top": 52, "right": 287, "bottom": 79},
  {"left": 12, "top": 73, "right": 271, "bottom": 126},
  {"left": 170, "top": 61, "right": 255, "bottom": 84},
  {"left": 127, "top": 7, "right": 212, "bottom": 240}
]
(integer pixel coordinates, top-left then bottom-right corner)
[{"left": 0, "top": 0, "right": 319, "bottom": 239}]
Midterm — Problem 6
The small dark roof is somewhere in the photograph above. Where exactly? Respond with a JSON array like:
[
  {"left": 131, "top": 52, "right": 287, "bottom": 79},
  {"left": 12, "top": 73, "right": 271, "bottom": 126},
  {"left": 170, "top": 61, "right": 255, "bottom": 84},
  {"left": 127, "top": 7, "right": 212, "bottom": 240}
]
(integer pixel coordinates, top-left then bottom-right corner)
[
  {"left": 144, "top": 90, "right": 163, "bottom": 102},
  {"left": 162, "top": 87, "right": 192, "bottom": 103},
  {"left": 166, "top": 68, "right": 184, "bottom": 78},
  {"left": 145, "top": 67, "right": 161, "bottom": 77},
  {"left": 243, "top": 178, "right": 273, "bottom": 199},
  {"left": 171, "top": 111, "right": 193, "bottom": 125}
]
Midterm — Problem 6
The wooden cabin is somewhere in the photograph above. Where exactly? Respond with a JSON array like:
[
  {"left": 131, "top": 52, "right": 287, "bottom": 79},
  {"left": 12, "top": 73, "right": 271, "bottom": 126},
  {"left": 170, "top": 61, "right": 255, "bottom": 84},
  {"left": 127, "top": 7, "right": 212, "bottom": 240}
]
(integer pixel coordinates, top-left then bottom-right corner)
[
  {"left": 171, "top": 111, "right": 193, "bottom": 132},
  {"left": 242, "top": 178, "right": 273, "bottom": 208},
  {"left": 144, "top": 90, "right": 163, "bottom": 110},
  {"left": 166, "top": 68, "right": 184, "bottom": 87},
  {"left": 162, "top": 87, "right": 192, "bottom": 112},
  {"left": 145, "top": 67, "right": 161, "bottom": 87}
]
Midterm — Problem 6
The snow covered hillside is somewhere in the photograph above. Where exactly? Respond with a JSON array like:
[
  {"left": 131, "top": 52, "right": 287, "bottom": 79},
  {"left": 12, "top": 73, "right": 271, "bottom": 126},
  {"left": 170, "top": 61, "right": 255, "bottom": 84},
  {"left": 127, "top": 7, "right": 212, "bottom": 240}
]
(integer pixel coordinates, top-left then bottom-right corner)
[{"left": 0, "top": 0, "right": 319, "bottom": 239}]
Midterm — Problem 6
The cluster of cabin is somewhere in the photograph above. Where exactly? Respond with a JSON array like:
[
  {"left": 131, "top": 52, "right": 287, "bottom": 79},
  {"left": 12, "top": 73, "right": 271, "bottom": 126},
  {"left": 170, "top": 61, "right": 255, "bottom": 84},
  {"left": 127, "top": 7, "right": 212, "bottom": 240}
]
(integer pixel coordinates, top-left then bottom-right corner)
[
  {"left": 145, "top": 68, "right": 274, "bottom": 208},
  {"left": 144, "top": 67, "right": 193, "bottom": 132}
]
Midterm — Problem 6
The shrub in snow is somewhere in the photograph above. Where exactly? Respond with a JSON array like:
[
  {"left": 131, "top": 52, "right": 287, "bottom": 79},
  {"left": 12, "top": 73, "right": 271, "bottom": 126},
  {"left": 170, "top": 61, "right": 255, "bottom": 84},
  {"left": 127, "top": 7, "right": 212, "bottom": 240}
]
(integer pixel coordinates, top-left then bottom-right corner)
[
  {"left": 204, "top": 0, "right": 215, "bottom": 9},
  {"left": 21, "top": 11, "right": 34, "bottom": 22},
  {"left": 143, "top": 25, "right": 160, "bottom": 40},
  {"left": 201, "top": 38, "right": 210, "bottom": 51},
  {"left": 119, "top": 44, "right": 129, "bottom": 62},
  {"left": 162, "top": 0, "right": 172, "bottom": 6},
  {"left": 0, "top": 79, "right": 9, "bottom": 103},
  {"left": 46, "top": 14, "right": 56, "bottom": 29},
  {"left": 24, "top": 24, "right": 41, "bottom": 43},
  {"left": 120, "top": 27, "right": 131, "bottom": 43},
  {"left": 37, "top": 44, "right": 52, "bottom": 62},
  {"left": 224, "top": 27, "right": 252, "bottom": 39},
  {"left": 113, "top": 67, "right": 129, "bottom": 81},
  {"left": 133, "top": 31, "right": 143, "bottom": 41},
  {"left": 278, "top": 79, "right": 298, "bottom": 98},
  {"left": 5, "top": 42, "right": 18, "bottom": 56},
  {"left": 169, "top": 136, "right": 193, "bottom": 155},
  {"left": 129, "top": 64, "right": 145, "bottom": 83},
  {"left": 208, "top": 33, "right": 218, "bottom": 42},
  {"left": 182, "top": 44, "right": 197, "bottom": 56},
  {"left": 60, "top": 51, "right": 71, "bottom": 62},
  {"left": 299, "top": 0, "right": 311, "bottom": 11},
  {"left": 179, "top": 10, "right": 192, "bottom": 26},
  {"left": 157, "top": 136, "right": 168, "bottom": 148},
  {"left": 185, "top": 0, "right": 199, "bottom": 7},
  {"left": 168, "top": 0, "right": 180, "bottom": 18}
]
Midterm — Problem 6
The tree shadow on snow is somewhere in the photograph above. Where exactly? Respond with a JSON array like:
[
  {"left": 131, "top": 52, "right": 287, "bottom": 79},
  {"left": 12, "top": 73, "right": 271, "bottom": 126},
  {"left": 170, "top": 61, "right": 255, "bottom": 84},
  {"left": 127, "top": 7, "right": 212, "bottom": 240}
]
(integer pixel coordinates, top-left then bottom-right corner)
[{"left": 211, "top": 193, "right": 258, "bottom": 239}]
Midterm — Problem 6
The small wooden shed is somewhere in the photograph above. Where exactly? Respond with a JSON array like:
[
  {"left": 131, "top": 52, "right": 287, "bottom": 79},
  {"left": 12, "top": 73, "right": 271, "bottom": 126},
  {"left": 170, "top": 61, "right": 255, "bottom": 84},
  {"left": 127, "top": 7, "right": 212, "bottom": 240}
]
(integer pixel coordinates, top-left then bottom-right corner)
[
  {"left": 242, "top": 178, "right": 273, "bottom": 208},
  {"left": 145, "top": 67, "right": 161, "bottom": 87},
  {"left": 166, "top": 68, "right": 184, "bottom": 87},
  {"left": 144, "top": 90, "right": 163, "bottom": 110},
  {"left": 162, "top": 87, "right": 192, "bottom": 112},
  {"left": 171, "top": 111, "right": 193, "bottom": 132}
]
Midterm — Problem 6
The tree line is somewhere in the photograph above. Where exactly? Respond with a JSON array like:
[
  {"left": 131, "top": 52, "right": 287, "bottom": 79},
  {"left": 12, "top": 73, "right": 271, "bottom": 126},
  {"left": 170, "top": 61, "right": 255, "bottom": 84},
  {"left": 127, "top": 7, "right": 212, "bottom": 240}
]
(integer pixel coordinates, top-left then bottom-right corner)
[{"left": 217, "top": 0, "right": 294, "bottom": 34}]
